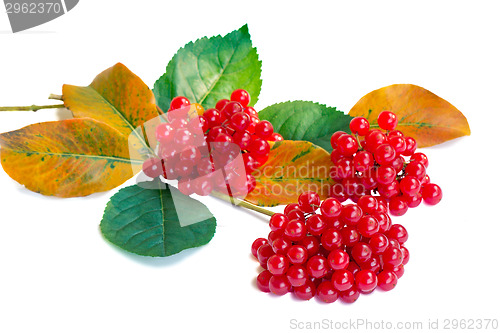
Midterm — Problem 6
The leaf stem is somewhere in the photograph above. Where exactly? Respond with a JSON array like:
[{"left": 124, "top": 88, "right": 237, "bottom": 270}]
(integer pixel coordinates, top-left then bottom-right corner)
[
  {"left": 48, "top": 94, "right": 63, "bottom": 101},
  {"left": 211, "top": 191, "right": 275, "bottom": 217},
  {"left": 0, "top": 104, "right": 65, "bottom": 112}
]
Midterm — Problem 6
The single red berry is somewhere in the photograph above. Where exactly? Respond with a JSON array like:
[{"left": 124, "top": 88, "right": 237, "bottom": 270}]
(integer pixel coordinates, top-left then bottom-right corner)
[
  {"left": 284, "top": 220, "right": 307, "bottom": 241},
  {"left": 377, "top": 111, "right": 398, "bottom": 131},
  {"left": 351, "top": 242, "right": 373, "bottom": 264},
  {"left": 368, "top": 233, "right": 389, "bottom": 254},
  {"left": 422, "top": 174, "right": 431, "bottom": 185},
  {"left": 376, "top": 166, "right": 397, "bottom": 185},
  {"left": 388, "top": 130, "right": 404, "bottom": 137},
  {"left": 340, "top": 226, "right": 360, "bottom": 247},
  {"left": 203, "top": 108, "right": 222, "bottom": 128},
  {"left": 229, "top": 112, "right": 251, "bottom": 131},
  {"left": 269, "top": 133, "right": 284, "bottom": 142},
  {"left": 267, "top": 254, "right": 289, "bottom": 275},
  {"left": 349, "top": 117, "right": 370, "bottom": 136},
  {"left": 215, "top": 99, "right": 230, "bottom": 111},
  {"left": 269, "top": 275, "right": 291, "bottom": 296},
  {"left": 294, "top": 279, "right": 316, "bottom": 300},
  {"left": 390, "top": 155, "right": 405, "bottom": 173},
  {"left": 357, "top": 215, "right": 380, "bottom": 237},
  {"left": 298, "top": 191, "right": 321, "bottom": 213},
  {"left": 381, "top": 246, "right": 404, "bottom": 267},
  {"left": 169, "top": 96, "right": 190, "bottom": 110},
  {"left": 347, "top": 261, "right": 361, "bottom": 276},
  {"left": 287, "top": 245, "right": 308, "bottom": 265},
  {"left": 306, "top": 214, "right": 328, "bottom": 236},
  {"left": 256, "top": 270, "right": 273, "bottom": 292},
  {"left": 327, "top": 249, "right": 350, "bottom": 270},
  {"left": 391, "top": 264, "right": 405, "bottom": 279},
  {"left": 422, "top": 183, "right": 442, "bottom": 205},
  {"left": 330, "top": 131, "right": 347, "bottom": 149},
  {"left": 155, "top": 123, "right": 175, "bottom": 143},
  {"left": 360, "top": 256, "right": 381, "bottom": 274},
  {"left": 269, "top": 213, "right": 288, "bottom": 231},
  {"left": 221, "top": 101, "right": 243, "bottom": 120},
  {"left": 377, "top": 270, "right": 398, "bottom": 291},
  {"left": 332, "top": 269, "right": 354, "bottom": 291},
  {"left": 357, "top": 195, "right": 379, "bottom": 214},
  {"left": 340, "top": 204, "right": 363, "bottom": 225},
  {"left": 405, "top": 193, "right": 422, "bottom": 208},
  {"left": 388, "top": 196, "right": 409, "bottom": 216},
  {"left": 337, "top": 134, "right": 359, "bottom": 156},
  {"left": 405, "top": 161, "right": 426, "bottom": 181},
  {"left": 378, "top": 181, "right": 400, "bottom": 199},
  {"left": 411, "top": 152, "right": 429, "bottom": 168},
  {"left": 286, "top": 209, "right": 305, "bottom": 223},
  {"left": 142, "top": 157, "right": 163, "bottom": 178},
  {"left": 286, "top": 265, "right": 308, "bottom": 287},
  {"left": 257, "top": 244, "right": 275, "bottom": 269},
  {"left": 400, "top": 175, "right": 421, "bottom": 197},
  {"left": 254, "top": 120, "right": 274, "bottom": 140},
  {"left": 365, "top": 130, "right": 387, "bottom": 152},
  {"left": 374, "top": 144, "right": 396, "bottom": 165},
  {"left": 387, "top": 238, "right": 401, "bottom": 249},
  {"left": 401, "top": 246, "right": 410, "bottom": 265},
  {"left": 339, "top": 287, "right": 360, "bottom": 303},
  {"left": 321, "top": 228, "right": 343, "bottom": 251},
  {"left": 388, "top": 135, "right": 407, "bottom": 154},
  {"left": 284, "top": 203, "right": 301, "bottom": 215},
  {"left": 386, "top": 224, "right": 409, "bottom": 244},
  {"left": 298, "top": 236, "right": 321, "bottom": 257},
  {"left": 249, "top": 138, "right": 270, "bottom": 158},
  {"left": 402, "top": 137, "right": 417, "bottom": 156},
  {"left": 306, "top": 255, "right": 329, "bottom": 278},
  {"left": 316, "top": 281, "right": 339, "bottom": 303},
  {"left": 330, "top": 157, "right": 355, "bottom": 180},
  {"left": 243, "top": 106, "right": 258, "bottom": 117},
  {"left": 230, "top": 89, "right": 251, "bottom": 107},
  {"left": 271, "top": 237, "right": 292, "bottom": 255},
  {"left": 251, "top": 238, "right": 268, "bottom": 258},
  {"left": 355, "top": 269, "right": 378, "bottom": 292},
  {"left": 353, "top": 151, "right": 374, "bottom": 173}
]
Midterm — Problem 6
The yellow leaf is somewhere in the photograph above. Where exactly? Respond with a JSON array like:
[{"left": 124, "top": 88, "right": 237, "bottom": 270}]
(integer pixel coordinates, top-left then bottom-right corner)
[{"left": 349, "top": 84, "right": 471, "bottom": 147}]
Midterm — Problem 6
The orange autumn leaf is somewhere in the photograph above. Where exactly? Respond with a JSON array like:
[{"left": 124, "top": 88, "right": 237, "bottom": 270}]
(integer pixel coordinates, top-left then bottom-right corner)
[
  {"left": 245, "top": 141, "right": 334, "bottom": 207},
  {"left": 0, "top": 119, "right": 141, "bottom": 197},
  {"left": 62, "top": 63, "right": 159, "bottom": 155},
  {"left": 349, "top": 84, "right": 471, "bottom": 147}
]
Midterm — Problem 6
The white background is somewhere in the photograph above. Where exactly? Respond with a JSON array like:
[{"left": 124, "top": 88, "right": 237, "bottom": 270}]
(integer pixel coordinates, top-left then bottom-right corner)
[{"left": 1, "top": 1, "right": 499, "bottom": 332}]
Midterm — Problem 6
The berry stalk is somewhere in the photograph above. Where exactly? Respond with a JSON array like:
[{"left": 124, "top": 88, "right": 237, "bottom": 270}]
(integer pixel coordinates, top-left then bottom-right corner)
[
  {"left": 0, "top": 104, "right": 65, "bottom": 112},
  {"left": 210, "top": 190, "right": 275, "bottom": 217}
]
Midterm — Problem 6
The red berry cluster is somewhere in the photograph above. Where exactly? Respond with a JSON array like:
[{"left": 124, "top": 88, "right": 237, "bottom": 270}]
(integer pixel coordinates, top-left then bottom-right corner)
[
  {"left": 142, "top": 89, "right": 283, "bottom": 197},
  {"left": 330, "top": 111, "right": 442, "bottom": 216},
  {"left": 251, "top": 192, "right": 409, "bottom": 303}
]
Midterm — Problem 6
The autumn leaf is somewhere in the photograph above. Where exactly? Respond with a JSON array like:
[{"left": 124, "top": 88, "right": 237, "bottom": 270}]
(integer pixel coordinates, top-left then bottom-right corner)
[
  {"left": 0, "top": 119, "right": 141, "bottom": 197},
  {"left": 62, "top": 63, "right": 159, "bottom": 155},
  {"left": 245, "top": 141, "right": 334, "bottom": 207},
  {"left": 349, "top": 84, "right": 471, "bottom": 147}
]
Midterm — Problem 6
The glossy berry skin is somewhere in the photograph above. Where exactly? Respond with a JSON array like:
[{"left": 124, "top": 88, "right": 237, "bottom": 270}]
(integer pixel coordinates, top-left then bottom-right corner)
[
  {"left": 269, "top": 133, "right": 284, "bottom": 142},
  {"left": 320, "top": 198, "right": 343, "bottom": 221},
  {"left": 405, "top": 193, "right": 422, "bottom": 208},
  {"left": 402, "top": 137, "right": 417, "bottom": 156},
  {"left": 169, "top": 96, "right": 190, "bottom": 110},
  {"left": 350, "top": 117, "right": 370, "bottom": 136},
  {"left": 340, "top": 204, "right": 363, "bottom": 225},
  {"left": 156, "top": 123, "right": 175, "bottom": 142},
  {"left": 353, "top": 151, "right": 374, "bottom": 172},
  {"left": 297, "top": 191, "right": 320, "bottom": 213},
  {"left": 230, "top": 89, "right": 251, "bottom": 107},
  {"left": 286, "top": 210, "right": 305, "bottom": 223},
  {"left": 401, "top": 246, "right": 410, "bottom": 265},
  {"left": 142, "top": 157, "right": 163, "bottom": 178},
  {"left": 287, "top": 245, "right": 308, "bottom": 265},
  {"left": 271, "top": 237, "right": 292, "bottom": 255},
  {"left": 339, "top": 287, "right": 360, "bottom": 303},
  {"left": 386, "top": 224, "right": 409, "bottom": 244},
  {"left": 256, "top": 270, "right": 272, "bottom": 292},
  {"left": 254, "top": 120, "right": 274, "bottom": 140},
  {"left": 284, "top": 203, "right": 301, "bottom": 215},
  {"left": 286, "top": 265, "right": 308, "bottom": 287},
  {"left": 229, "top": 112, "right": 250, "bottom": 131},
  {"left": 382, "top": 246, "right": 404, "bottom": 267},
  {"left": 331, "top": 269, "right": 354, "bottom": 291},
  {"left": 306, "top": 214, "right": 328, "bottom": 236},
  {"left": 411, "top": 152, "right": 429, "bottom": 168},
  {"left": 215, "top": 99, "right": 230, "bottom": 111},
  {"left": 391, "top": 264, "right": 405, "bottom": 279},
  {"left": 378, "top": 181, "right": 400, "bottom": 199},
  {"left": 374, "top": 144, "right": 396, "bottom": 165},
  {"left": 251, "top": 238, "right": 268, "bottom": 258},
  {"left": 257, "top": 244, "right": 275, "bottom": 269},
  {"left": 377, "top": 270, "right": 398, "bottom": 291},
  {"left": 249, "top": 138, "right": 270, "bottom": 158},
  {"left": 294, "top": 280, "right": 316, "bottom": 300},
  {"left": 360, "top": 256, "right": 381, "bottom": 274},
  {"left": 316, "top": 281, "right": 339, "bottom": 303},
  {"left": 355, "top": 270, "right": 378, "bottom": 292},
  {"left": 340, "top": 226, "right": 360, "bottom": 247},
  {"left": 377, "top": 111, "right": 398, "bottom": 130},
  {"left": 389, "top": 196, "right": 409, "bottom": 216},
  {"left": 284, "top": 220, "right": 307, "bottom": 241},
  {"left": 357, "top": 215, "right": 379, "bottom": 237},
  {"left": 365, "top": 130, "right": 387, "bottom": 153},
  {"left": 422, "top": 183, "right": 443, "bottom": 205},
  {"left": 368, "top": 233, "right": 389, "bottom": 255},
  {"left": 269, "top": 213, "right": 288, "bottom": 231},
  {"left": 327, "top": 249, "right": 350, "bottom": 270},
  {"left": 351, "top": 242, "right": 373, "bottom": 264},
  {"left": 298, "top": 236, "right": 321, "bottom": 257},
  {"left": 306, "top": 255, "right": 329, "bottom": 278},
  {"left": 388, "top": 135, "right": 407, "bottom": 154},
  {"left": 376, "top": 166, "right": 396, "bottom": 185},
  {"left": 267, "top": 254, "right": 289, "bottom": 275},
  {"left": 337, "top": 134, "right": 359, "bottom": 156},
  {"left": 321, "top": 228, "right": 343, "bottom": 251},
  {"left": 400, "top": 176, "right": 421, "bottom": 197},
  {"left": 269, "top": 275, "right": 291, "bottom": 296},
  {"left": 357, "top": 195, "right": 379, "bottom": 214},
  {"left": 330, "top": 131, "right": 347, "bottom": 149},
  {"left": 405, "top": 161, "right": 426, "bottom": 181}
]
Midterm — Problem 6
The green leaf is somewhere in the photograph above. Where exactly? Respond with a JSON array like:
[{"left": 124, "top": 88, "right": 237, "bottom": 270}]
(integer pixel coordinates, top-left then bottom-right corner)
[
  {"left": 100, "top": 180, "right": 216, "bottom": 257},
  {"left": 153, "top": 24, "right": 262, "bottom": 111},
  {"left": 258, "top": 101, "right": 353, "bottom": 152}
]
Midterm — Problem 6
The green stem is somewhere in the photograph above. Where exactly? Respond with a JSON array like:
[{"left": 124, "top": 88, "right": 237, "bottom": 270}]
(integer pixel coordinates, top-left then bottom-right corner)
[
  {"left": 211, "top": 191, "right": 275, "bottom": 217},
  {"left": 0, "top": 104, "right": 65, "bottom": 112}
]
